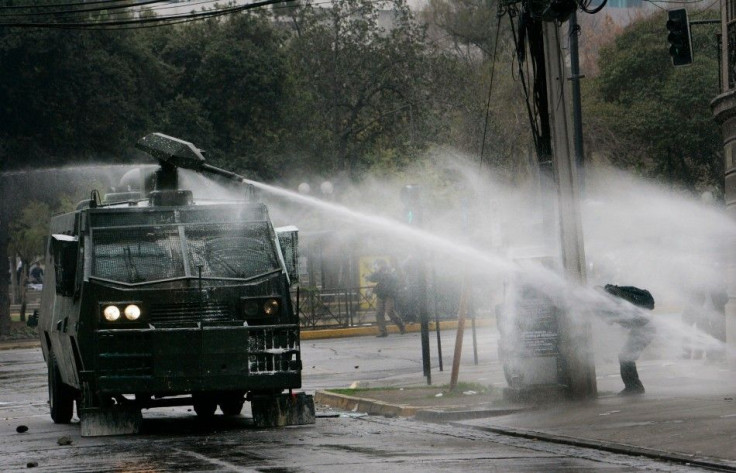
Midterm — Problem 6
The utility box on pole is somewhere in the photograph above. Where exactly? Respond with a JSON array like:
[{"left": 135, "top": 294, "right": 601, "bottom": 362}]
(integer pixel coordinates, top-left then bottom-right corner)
[{"left": 498, "top": 274, "right": 569, "bottom": 401}]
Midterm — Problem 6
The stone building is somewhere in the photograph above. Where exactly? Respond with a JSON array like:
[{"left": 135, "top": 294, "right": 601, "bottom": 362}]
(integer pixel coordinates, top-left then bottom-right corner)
[{"left": 711, "top": 0, "right": 736, "bottom": 366}]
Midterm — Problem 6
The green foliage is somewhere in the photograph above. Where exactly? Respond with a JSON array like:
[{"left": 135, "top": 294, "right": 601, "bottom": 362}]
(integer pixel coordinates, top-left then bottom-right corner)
[
  {"left": 0, "top": 27, "right": 172, "bottom": 167},
  {"left": 584, "top": 12, "right": 722, "bottom": 192},
  {"left": 9, "top": 201, "right": 52, "bottom": 265},
  {"left": 420, "top": 0, "right": 534, "bottom": 180},
  {"left": 424, "top": 0, "right": 501, "bottom": 57},
  {"left": 0, "top": 1, "right": 581, "bottom": 187},
  {"left": 282, "top": 0, "right": 434, "bottom": 179},
  {"left": 156, "top": 13, "right": 290, "bottom": 175}
]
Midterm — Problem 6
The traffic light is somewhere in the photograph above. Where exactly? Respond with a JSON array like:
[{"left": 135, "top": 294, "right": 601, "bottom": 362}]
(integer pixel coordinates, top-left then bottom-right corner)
[
  {"left": 400, "top": 185, "right": 421, "bottom": 225},
  {"left": 666, "top": 9, "right": 693, "bottom": 66}
]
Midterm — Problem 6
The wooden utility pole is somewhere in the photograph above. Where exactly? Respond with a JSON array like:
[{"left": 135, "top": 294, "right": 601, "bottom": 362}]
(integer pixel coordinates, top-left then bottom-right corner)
[{"left": 449, "top": 278, "right": 470, "bottom": 391}]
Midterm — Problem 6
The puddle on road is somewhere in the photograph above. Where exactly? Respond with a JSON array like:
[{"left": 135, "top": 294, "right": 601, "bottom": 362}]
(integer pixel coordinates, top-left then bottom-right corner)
[{"left": 320, "top": 443, "right": 402, "bottom": 457}]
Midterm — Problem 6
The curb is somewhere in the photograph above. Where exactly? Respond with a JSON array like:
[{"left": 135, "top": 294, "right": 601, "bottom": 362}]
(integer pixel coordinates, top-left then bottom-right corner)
[
  {"left": 315, "top": 390, "right": 421, "bottom": 417},
  {"left": 314, "top": 390, "right": 527, "bottom": 422},
  {"left": 0, "top": 339, "right": 40, "bottom": 351},
  {"left": 453, "top": 423, "right": 736, "bottom": 472},
  {"left": 414, "top": 407, "right": 528, "bottom": 422},
  {"left": 301, "top": 318, "right": 492, "bottom": 340}
]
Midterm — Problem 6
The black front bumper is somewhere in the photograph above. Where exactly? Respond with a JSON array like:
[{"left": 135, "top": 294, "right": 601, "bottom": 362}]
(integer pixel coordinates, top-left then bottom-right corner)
[{"left": 93, "top": 324, "right": 302, "bottom": 394}]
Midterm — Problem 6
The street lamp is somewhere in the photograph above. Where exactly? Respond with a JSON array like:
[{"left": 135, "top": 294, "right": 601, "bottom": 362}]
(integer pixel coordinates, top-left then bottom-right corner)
[
  {"left": 320, "top": 181, "right": 334, "bottom": 197},
  {"left": 297, "top": 182, "right": 311, "bottom": 195}
]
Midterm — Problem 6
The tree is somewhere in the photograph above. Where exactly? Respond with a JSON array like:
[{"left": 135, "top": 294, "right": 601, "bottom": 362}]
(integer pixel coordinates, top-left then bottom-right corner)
[
  {"left": 156, "top": 13, "right": 291, "bottom": 179},
  {"left": 0, "top": 27, "right": 173, "bottom": 169},
  {"left": 419, "top": 0, "right": 535, "bottom": 180},
  {"left": 283, "top": 0, "right": 434, "bottom": 178},
  {"left": 423, "top": 0, "right": 501, "bottom": 58},
  {"left": 583, "top": 12, "right": 722, "bottom": 193},
  {"left": 9, "top": 201, "right": 51, "bottom": 321},
  {"left": 577, "top": 13, "right": 626, "bottom": 77}
]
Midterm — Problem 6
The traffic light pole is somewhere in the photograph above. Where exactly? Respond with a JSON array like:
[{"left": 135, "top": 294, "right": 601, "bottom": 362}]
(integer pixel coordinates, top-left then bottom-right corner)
[
  {"left": 401, "top": 185, "right": 432, "bottom": 385},
  {"left": 569, "top": 12, "right": 585, "bottom": 176},
  {"left": 419, "top": 258, "right": 431, "bottom": 384}
]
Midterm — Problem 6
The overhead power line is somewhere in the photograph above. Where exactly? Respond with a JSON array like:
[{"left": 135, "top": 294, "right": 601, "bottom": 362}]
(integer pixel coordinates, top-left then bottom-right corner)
[
  {"left": 0, "top": 0, "right": 170, "bottom": 18},
  {"left": 0, "top": 0, "right": 145, "bottom": 10},
  {"left": 0, "top": 0, "right": 295, "bottom": 28}
]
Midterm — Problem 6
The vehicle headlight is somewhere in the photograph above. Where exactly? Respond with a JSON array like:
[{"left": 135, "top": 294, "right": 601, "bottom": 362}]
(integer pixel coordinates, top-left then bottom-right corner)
[
  {"left": 243, "top": 301, "right": 260, "bottom": 318},
  {"left": 124, "top": 304, "right": 141, "bottom": 321},
  {"left": 263, "top": 299, "right": 280, "bottom": 316},
  {"left": 103, "top": 305, "right": 121, "bottom": 322}
]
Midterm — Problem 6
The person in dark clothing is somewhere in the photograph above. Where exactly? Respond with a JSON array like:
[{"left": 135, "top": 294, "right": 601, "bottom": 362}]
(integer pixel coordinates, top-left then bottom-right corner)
[
  {"left": 29, "top": 262, "right": 44, "bottom": 285},
  {"left": 367, "top": 260, "right": 406, "bottom": 337},
  {"left": 602, "top": 284, "right": 656, "bottom": 396}
]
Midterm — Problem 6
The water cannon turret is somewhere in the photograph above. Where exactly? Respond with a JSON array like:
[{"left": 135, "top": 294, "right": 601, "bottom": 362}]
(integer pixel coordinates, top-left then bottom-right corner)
[{"left": 135, "top": 132, "right": 255, "bottom": 203}]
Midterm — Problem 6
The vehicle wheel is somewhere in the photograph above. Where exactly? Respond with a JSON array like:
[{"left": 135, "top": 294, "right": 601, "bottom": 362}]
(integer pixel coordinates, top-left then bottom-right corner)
[
  {"left": 219, "top": 394, "right": 245, "bottom": 416},
  {"left": 193, "top": 394, "right": 217, "bottom": 418},
  {"left": 48, "top": 352, "right": 74, "bottom": 424}
]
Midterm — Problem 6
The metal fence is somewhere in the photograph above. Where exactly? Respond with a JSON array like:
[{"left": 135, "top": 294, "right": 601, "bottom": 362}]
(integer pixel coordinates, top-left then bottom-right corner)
[{"left": 293, "top": 286, "right": 378, "bottom": 329}]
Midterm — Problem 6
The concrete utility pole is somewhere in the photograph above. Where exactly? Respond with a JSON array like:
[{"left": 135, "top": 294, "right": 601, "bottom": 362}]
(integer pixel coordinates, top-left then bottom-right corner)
[{"left": 542, "top": 20, "right": 597, "bottom": 399}]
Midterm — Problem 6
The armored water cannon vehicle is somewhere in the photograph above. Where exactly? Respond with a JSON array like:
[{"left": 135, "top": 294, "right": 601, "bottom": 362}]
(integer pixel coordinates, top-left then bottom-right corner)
[{"left": 39, "top": 133, "right": 313, "bottom": 436}]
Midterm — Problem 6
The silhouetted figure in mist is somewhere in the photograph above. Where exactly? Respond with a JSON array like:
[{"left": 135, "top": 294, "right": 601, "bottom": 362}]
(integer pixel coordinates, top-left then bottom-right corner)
[
  {"left": 603, "top": 284, "right": 655, "bottom": 396},
  {"left": 29, "top": 262, "right": 43, "bottom": 285},
  {"left": 367, "top": 259, "right": 406, "bottom": 337}
]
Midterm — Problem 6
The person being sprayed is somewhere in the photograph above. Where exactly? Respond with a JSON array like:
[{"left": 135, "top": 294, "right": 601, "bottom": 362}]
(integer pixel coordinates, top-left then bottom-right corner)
[
  {"left": 367, "top": 259, "right": 406, "bottom": 337},
  {"left": 601, "top": 284, "right": 656, "bottom": 396}
]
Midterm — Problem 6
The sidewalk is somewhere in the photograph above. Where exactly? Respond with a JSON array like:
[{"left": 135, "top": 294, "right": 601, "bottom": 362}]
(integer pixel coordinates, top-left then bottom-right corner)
[{"left": 311, "top": 329, "right": 736, "bottom": 471}]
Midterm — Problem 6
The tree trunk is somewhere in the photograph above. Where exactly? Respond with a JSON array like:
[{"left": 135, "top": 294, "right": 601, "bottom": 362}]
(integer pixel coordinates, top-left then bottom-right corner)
[
  {"left": 19, "top": 264, "right": 28, "bottom": 322},
  {"left": 0, "top": 188, "right": 10, "bottom": 336}
]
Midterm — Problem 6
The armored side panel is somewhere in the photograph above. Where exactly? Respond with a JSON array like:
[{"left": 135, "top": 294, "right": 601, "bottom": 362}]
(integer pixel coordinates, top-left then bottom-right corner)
[{"left": 39, "top": 210, "right": 85, "bottom": 391}]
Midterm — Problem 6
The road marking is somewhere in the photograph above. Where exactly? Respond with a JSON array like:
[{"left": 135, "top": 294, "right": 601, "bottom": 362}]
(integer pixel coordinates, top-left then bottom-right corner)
[{"left": 172, "top": 447, "right": 255, "bottom": 472}]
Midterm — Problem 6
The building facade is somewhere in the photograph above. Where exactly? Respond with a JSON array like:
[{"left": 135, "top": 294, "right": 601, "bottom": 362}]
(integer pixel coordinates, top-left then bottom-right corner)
[{"left": 711, "top": 0, "right": 736, "bottom": 366}]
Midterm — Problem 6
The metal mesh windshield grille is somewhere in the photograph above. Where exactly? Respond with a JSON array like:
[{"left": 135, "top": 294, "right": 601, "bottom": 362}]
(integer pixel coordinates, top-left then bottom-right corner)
[
  {"left": 92, "top": 219, "right": 279, "bottom": 283},
  {"left": 186, "top": 223, "right": 279, "bottom": 279},
  {"left": 93, "top": 227, "right": 185, "bottom": 283}
]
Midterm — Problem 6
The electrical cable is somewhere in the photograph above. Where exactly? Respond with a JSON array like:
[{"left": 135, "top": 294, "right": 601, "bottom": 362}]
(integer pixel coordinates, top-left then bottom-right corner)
[
  {"left": 0, "top": 0, "right": 392, "bottom": 30},
  {"left": 643, "top": 0, "right": 713, "bottom": 3},
  {"left": 0, "top": 0, "right": 143, "bottom": 10},
  {"left": 579, "top": 0, "right": 607, "bottom": 15},
  {"left": 0, "top": 0, "right": 292, "bottom": 28},
  {"left": 479, "top": 14, "right": 503, "bottom": 172},
  {"left": 506, "top": 5, "right": 542, "bottom": 158},
  {"left": 44, "top": 12, "right": 219, "bottom": 30},
  {"left": 0, "top": 0, "right": 170, "bottom": 18},
  {"left": 689, "top": 0, "right": 721, "bottom": 13},
  {"left": 23, "top": 0, "right": 328, "bottom": 31},
  {"left": 552, "top": 22, "right": 566, "bottom": 112}
]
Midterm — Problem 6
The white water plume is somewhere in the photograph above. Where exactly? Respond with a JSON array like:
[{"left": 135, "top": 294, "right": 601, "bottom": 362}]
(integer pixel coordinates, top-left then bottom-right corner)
[
  {"left": 52, "top": 158, "right": 729, "bottom": 368},
  {"left": 10, "top": 156, "right": 734, "bottom": 383},
  {"left": 236, "top": 162, "right": 735, "bottom": 366}
]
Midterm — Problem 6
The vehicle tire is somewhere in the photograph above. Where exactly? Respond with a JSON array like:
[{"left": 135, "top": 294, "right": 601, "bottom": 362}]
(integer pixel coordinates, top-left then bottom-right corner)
[
  {"left": 193, "top": 394, "right": 217, "bottom": 418},
  {"left": 48, "top": 352, "right": 74, "bottom": 424},
  {"left": 219, "top": 394, "right": 245, "bottom": 416}
]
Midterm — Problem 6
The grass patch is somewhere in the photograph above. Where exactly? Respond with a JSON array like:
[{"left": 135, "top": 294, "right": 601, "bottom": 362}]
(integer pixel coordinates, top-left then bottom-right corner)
[
  {"left": 328, "top": 382, "right": 496, "bottom": 398},
  {"left": 0, "top": 325, "right": 38, "bottom": 341},
  {"left": 328, "top": 387, "right": 403, "bottom": 396},
  {"left": 324, "top": 382, "right": 506, "bottom": 408}
]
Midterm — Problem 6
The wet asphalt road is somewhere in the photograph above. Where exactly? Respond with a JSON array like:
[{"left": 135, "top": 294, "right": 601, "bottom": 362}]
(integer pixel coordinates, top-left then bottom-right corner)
[{"left": 0, "top": 333, "right": 714, "bottom": 472}]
